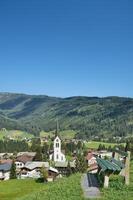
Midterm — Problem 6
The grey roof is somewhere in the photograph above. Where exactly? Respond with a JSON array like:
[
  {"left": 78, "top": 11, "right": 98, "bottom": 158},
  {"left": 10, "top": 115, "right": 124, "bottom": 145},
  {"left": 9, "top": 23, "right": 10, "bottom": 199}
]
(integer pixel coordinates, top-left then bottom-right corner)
[
  {"left": 24, "top": 162, "right": 49, "bottom": 170},
  {"left": 55, "top": 161, "right": 75, "bottom": 168},
  {"left": 17, "top": 152, "right": 36, "bottom": 157},
  {"left": 0, "top": 163, "right": 12, "bottom": 172}
]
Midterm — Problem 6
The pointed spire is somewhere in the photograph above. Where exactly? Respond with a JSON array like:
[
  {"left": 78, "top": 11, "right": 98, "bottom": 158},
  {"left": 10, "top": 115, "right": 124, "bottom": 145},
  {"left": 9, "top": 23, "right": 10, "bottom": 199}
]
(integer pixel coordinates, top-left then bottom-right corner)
[{"left": 55, "top": 118, "right": 59, "bottom": 136}]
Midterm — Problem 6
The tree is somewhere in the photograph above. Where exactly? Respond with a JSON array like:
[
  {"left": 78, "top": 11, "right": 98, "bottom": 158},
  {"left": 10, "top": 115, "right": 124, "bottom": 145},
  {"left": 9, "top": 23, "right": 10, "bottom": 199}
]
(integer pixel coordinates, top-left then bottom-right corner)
[
  {"left": 34, "top": 146, "right": 42, "bottom": 161},
  {"left": 125, "top": 141, "right": 130, "bottom": 152},
  {"left": 40, "top": 166, "right": 48, "bottom": 182},
  {"left": 75, "top": 154, "right": 87, "bottom": 173},
  {"left": 10, "top": 161, "right": 16, "bottom": 179},
  {"left": 66, "top": 161, "right": 72, "bottom": 176}
]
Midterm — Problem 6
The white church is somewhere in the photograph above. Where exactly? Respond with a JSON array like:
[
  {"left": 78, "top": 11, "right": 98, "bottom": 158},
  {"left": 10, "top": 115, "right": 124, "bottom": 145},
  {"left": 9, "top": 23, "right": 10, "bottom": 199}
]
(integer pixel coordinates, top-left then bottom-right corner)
[{"left": 49, "top": 136, "right": 66, "bottom": 162}]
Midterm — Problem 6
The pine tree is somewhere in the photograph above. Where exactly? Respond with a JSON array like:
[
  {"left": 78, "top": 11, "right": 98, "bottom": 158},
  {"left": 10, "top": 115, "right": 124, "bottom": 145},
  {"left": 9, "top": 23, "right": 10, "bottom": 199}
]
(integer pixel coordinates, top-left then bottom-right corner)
[
  {"left": 75, "top": 154, "right": 87, "bottom": 173},
  {"left": 10, "top": 161, "right": 17, "bottom": 179}
]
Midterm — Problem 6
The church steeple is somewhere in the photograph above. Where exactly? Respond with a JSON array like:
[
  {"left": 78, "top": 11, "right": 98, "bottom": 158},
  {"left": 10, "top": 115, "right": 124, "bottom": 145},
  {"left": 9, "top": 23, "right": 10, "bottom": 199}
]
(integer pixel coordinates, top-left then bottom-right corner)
[{"left": 55, "top": 118, "right": 59, "bottom": 136}]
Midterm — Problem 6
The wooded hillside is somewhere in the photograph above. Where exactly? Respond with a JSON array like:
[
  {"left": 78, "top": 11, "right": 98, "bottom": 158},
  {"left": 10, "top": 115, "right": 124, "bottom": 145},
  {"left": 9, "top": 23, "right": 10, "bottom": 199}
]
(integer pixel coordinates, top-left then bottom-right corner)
[{"left": 0, "top": 93, "right": 132, "bottom": 138}]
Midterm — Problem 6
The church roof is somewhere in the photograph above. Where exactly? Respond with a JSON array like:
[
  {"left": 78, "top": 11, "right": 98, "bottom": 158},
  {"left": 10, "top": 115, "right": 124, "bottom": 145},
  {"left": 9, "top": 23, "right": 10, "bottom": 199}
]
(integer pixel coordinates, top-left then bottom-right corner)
[{"left": 55, "top": 161, "right": 75, "bottom": 168}]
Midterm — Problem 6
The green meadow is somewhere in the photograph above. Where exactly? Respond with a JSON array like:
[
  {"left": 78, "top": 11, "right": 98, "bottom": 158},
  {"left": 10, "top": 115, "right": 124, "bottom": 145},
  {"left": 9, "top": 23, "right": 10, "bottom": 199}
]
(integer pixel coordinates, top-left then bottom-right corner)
[
  {"left": 85, "top": 141, "right": 125, "bottom": 149},
  {"left": 0, "top": 130, "right": 34, "bottom": 140},
  {"left": 40, "top": 129, "right": 76, "bottom": 139}
]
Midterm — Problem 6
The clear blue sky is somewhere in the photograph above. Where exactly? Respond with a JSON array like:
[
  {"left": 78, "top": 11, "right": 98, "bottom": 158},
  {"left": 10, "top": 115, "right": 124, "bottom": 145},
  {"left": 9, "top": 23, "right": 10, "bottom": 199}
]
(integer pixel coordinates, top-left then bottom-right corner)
[{"left": 0, "top": 0, "right": 132, "bottom": 97}]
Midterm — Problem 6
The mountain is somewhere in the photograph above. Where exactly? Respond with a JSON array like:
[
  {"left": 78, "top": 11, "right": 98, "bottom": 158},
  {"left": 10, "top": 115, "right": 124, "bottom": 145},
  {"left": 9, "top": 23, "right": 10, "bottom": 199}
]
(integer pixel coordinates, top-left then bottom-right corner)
[{"left": 0, "top": 92, "right": 133, "bottom": 138}]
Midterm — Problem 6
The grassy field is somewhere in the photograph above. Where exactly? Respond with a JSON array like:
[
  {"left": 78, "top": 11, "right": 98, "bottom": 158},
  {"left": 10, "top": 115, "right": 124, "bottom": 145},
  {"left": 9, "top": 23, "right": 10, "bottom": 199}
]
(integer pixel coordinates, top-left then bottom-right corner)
[
  {"left": 85, "top": 141, "right": 125, "bottom": 149},
  {"left": 0, "top": 179, "right": 43, "bottom": 200},
  {"left": 0, "top": 174, "right": 84, "bottom": 200},
  {"left": 0, "top": 163, "right": 132, "bottom": 200},
  {"left": 40, "top": 130, "right": 76, "bottom": 140},
  {"left": 0, "top": 130, "right": 34, "bottom": 140}
]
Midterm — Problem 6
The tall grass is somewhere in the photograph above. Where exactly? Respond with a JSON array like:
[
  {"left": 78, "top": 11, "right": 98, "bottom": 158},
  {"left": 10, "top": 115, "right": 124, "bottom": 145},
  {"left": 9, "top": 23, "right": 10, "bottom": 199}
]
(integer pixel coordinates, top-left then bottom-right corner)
[{"left": 18, "top": 174, "right": 85, "bottom": 200}]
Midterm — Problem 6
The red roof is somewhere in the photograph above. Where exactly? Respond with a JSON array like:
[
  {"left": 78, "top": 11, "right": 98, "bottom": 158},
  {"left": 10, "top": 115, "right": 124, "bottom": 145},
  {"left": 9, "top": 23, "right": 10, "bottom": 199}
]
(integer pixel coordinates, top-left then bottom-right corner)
[
  {"left": 0, "top": 159, "right": 13, "bottom": 164},
  {"left": 17, "top": 155, "right": 34, "bottom": 164}
]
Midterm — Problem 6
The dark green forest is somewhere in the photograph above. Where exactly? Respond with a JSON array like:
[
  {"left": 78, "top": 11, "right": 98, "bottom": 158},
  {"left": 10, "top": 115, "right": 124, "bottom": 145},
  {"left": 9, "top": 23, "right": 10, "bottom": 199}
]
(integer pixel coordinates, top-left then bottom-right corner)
[{"left": 0, "top": 93, "right": 133, "bottom": 139}]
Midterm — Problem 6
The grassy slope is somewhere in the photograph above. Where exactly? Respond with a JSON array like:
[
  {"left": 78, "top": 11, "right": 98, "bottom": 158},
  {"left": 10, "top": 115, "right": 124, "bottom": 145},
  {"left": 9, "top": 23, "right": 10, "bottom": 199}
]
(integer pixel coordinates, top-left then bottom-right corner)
[
  {"left": 40, "top": 130, "right": 76, "bottom": 139},
  {"left": 0, "top": 174, "right": 84, "bottom": 200},
  {"left": 0, "top": 130, "right": 34, "bottom": 140},
  {"left": 0, "top": 179, "right": 43, "bottom": 200},
  {"left": 85, "top": 141, "right": 125, "bottom": 149},
  {"left": 18, "top": 174, "right": 84, "bottom": 200}
]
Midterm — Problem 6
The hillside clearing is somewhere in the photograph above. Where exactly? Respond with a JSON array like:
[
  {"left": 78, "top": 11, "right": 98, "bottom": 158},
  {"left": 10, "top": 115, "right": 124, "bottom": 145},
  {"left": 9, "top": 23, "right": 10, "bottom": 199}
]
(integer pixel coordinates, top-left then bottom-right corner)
[{"left": 85, "top": 141, "right": 125, "bottom": 149}]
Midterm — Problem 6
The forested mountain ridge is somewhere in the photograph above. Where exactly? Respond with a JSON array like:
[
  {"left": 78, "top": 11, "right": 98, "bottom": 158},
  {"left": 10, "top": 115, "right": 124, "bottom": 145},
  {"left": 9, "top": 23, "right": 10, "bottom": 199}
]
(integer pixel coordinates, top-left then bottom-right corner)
[{"left": 0, "top": 92, "right": 133, "bottom": 138}]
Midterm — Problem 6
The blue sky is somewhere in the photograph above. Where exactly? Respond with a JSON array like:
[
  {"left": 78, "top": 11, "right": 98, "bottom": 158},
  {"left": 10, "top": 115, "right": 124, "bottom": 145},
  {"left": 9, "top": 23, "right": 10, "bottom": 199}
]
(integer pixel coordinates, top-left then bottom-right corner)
[{"left": 0, "top": 0, "right": 132, "bottom": 97}]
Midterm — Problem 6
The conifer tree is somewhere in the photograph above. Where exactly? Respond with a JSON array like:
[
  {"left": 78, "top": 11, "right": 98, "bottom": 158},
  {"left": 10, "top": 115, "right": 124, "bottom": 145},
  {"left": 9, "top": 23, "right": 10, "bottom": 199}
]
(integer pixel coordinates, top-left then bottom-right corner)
[{"left": 10, "top": 161, "right": 17, "bottom": 179}]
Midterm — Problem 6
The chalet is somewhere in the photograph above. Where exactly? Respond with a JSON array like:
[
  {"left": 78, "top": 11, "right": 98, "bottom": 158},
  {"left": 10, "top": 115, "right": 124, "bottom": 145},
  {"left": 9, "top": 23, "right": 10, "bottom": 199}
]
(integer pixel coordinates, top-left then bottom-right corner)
[
  {"left": 86, "top": 152, "right": 98, "bottom": 173},
  {"left": 16, "top": 152, "right": 36, "bottom": 169},
  {"left": 0, "top": 163, "right": 11, "bottom": 180},
  {"left": 20, "top": 161, "right": 49, "bottom": 179},
  {"left": 55, "top": 161, "right": 75, "bottom": 175},
  {"left": 17, "top": 152, "right": 36, "bottom": 157},
  {"left": 0, "top": 153, "right": 13, "bottom": 160},
  {"left": 47, "top": 167, "right": 59, "bottom": 182},
  {"left": 86, "top": 152, "right": 97, "bottom": 166}
]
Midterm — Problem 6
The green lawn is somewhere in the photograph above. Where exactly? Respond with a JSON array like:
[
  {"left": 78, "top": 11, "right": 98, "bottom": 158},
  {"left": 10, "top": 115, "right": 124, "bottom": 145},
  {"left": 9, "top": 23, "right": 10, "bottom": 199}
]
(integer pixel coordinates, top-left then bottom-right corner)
[
  {"left": 0, "top": 179, "right": 44, "bottom": 200},
  {"left": 85, "top": 141, "right": 125, "bottom": 149}
]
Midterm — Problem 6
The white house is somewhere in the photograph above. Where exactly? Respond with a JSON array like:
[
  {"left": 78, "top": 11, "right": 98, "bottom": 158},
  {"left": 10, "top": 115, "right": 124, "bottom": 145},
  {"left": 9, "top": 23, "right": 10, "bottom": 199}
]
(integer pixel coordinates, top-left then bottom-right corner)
[
  {"left": 50, "top": 136, "right": 66, "bottom": 162},
  {"left": 86, "top": 152, "right": 97, "bottom": 166},
  {"left": 15, "top": 161, "right": 25, "bottom": 169},
  {"left": 20, "top": 161, "right": 49, "bottom": 179}
]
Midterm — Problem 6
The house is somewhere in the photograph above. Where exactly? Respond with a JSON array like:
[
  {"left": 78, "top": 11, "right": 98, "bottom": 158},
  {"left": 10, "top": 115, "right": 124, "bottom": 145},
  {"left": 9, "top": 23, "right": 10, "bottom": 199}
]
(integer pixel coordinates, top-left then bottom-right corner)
[
  {"left": 86, "top": 152, "right": 97, "bottom": 166},
  {"left": 55, "top": 161, "right": 75, "bottom": 175},
  {"left": 17, "top": 152, "right": 36, "bottom": 157},
  {"left": 15, "top": 161, "right": 25, "bottom": 169},
  {"left": 16, "top": 152, "right": 36, "bottom": 169},
  {"left": 20, "top": 161, "right": 49, "bottom": 179},
  {"left": 0, "top": 163, "right": 11, "bottom": 180},
  {"left": 98, "top": 151, "right": 112, "bottom": 159},
  {"left": 86, "top": 152, "right": 98, "bottom": 174},
  {"left": 49, "top": 136, "right": 66, "bottom": 162},
  {"left": 0, "top": 153, "right": 13, "bottom": 160},
  {"left": 47, "top": 167, "right": 59, "bottom": 182}
]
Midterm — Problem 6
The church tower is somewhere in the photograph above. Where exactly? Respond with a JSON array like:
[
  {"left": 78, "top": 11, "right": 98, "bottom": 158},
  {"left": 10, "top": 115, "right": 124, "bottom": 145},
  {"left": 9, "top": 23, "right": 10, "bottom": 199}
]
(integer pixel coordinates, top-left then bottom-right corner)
[
  {"left": 51, "top": 119, "right": 66, "bottom": 162},
  {"left": 53, "top": 136, "right": 62, "bottom": 162}
]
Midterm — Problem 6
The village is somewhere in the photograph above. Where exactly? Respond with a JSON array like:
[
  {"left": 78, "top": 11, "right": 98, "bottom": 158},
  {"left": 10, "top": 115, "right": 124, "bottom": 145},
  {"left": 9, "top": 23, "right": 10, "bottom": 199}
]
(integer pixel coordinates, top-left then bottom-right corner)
[{"left": 0, "top": 128, "right": 131, "bottom": 198}]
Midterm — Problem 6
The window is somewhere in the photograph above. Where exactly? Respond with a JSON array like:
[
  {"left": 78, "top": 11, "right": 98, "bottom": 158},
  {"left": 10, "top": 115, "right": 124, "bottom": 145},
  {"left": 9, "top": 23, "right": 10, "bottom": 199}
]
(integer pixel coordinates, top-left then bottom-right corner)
[
  {"left": 56, "top": 154, "right": 59, "bottom": 160},
  {"left": 61, "top": 156, "right": 63, "bottom": 161},
  {"left": 56, "top": 143, "right": 59, "bottom": 148}
]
